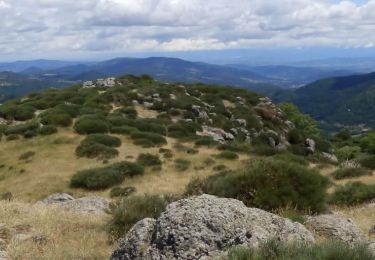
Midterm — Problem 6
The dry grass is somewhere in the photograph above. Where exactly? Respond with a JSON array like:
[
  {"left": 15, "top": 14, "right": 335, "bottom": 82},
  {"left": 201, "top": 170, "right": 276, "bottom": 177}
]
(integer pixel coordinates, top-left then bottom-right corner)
[
  {"left": 134, "top": 105, "right": 159, "bottom": 118},
  {"left": 0, "top": 201, "right": 113, "bottom": 260},
  {"left": 0, "top": 129, "right": 250, "bottom": 202},
  {"left": 334, "top": 204, "right": 375, "bottom": 238}
]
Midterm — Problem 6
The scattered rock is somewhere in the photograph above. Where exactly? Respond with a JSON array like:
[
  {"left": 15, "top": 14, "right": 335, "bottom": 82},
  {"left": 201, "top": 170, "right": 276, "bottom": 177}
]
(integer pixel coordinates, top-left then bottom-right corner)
[
  {"left": 268, "top": 137, "right": 276, "bottom": 148},
  {"left": 305, "top": 138, "right": 316, "bottom": 154},
  {"left": 36, "top": 193, "right": 74, "bottom": 204},
  {"left": 198, "top": 126, "right": 235, "bottom": 143},
  {"left": 35, "top": 193, "right": 109, "bottom": 214},
  {"left": 234, "top": 119, "right": 247, "bottom": 127},
  {"left": 304, "top": 214, "right": 365, "bottom": 246},
  {"left": 143, "top": 102, "right": 154, "bottom": 109},
  {"left": 112, "top": 194, "right": 315, "bottom": 260},
  {"left": 321, "top": 152, "right": 339, "bottom": 163}
]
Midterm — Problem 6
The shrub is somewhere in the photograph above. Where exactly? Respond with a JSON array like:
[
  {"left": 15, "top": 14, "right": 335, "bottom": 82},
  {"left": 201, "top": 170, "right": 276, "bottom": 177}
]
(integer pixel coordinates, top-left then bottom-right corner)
[
  {"left": 82, "top": 134, "right": 121, "bottom": 147},
  {"left": 187, "top": 159, "right": 329, "bottom": 213},
  {"left": 287, "top": 129, "right": 305, "bottom": 144},
  {"left": 225, "top": 239, "right": 374, "bottom": 260},
  {"left": 330, "top": 182, "right": 375, "bottom": 206},
  {"left": 107, "top": 194, "right": 170, "bottom": 240},
  {"left": 174, "top": 158, "right": 191, "bottom": 172},
  {"left": 70, "top": 167, "right": 124, "bottom": 190},
  {"left": 336, "top": 146, "right": 361, "bottom": 161},
  {"left": 331, "top": 167, "right": 372, "bottom": 180},
  {"left": 249, "top": 145, "right": 277, "bottom": 156},
  {"left": 195, "top": 137, "right": 217, "bottom": 147},
  {"left": 4, "top": 122, "right": 39, "bottom": 136},
  {"left": 19, "top": 151, "right": 35, "bottom": 160},
  {"left": 272, "top": 153, "right": 309, "bottom": 166},
  {"left": 216, "top": 151, "right": 239, "bottom": 160},
  {"left": 110, "top": 186, "right": 136, "bottom": 198},
  {"left": 133, "top": 138, "right": 155, "bottom": 148},
  {"left": 75, "top": 142, "right": 119, "bottom": 159},
  {"left": 40, "top": 109, "right": 72, "bottom": 127},
  {"left": 359, "top": 155, "right": 375, "bottom": 169},
  {"left": 110, "top": 126, "right": 138, "bottom": 135},
  {"left": 38, "top": 125, "right": 57, "bottom": 135},
  {"left": 278, "top": 209, "right": 306, "bottom": 224},
  {"left": 137, "top": 153, "right": 162, "bottom": 166},
  {"left": 74, "top": 116, "right": 109, "bottom": 134},
  {"left": 130, "top": 132, "right": 167, "bottom": 146},
  {"left": 70, "top": 161, "right": 144, "bottom": 190}
]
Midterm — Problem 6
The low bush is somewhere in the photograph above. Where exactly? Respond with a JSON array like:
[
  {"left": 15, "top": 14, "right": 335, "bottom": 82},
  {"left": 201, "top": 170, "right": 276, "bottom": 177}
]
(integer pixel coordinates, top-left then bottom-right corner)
[
  {"left": 110, "top": 126, "right": 138, "bottom": 135},
  {"left": 74, "top": 116, "right": 109, "bottom": 134},
  {"left": 70, "top": 161, "right": 144, "bottom": 190},
  {"left": 330, "top": 182, "right": 375, "bottom": 206},
  {"left": 4, "top": 122, "right": 39, "bottom": 136},
  {"left": 187, "top": 159, "right": 329, "bottom": 213},
  {"left": 225, "top": 239, "right": 374, "bottom": 260},
  {"left": 130, "top": 132, "right": 167, "bottom": 146},
  {"left": 40, "top": 109, "right": 72, "bottom": 127},
  {"left": 82, "top": 134, "right": 121, "bottom": 147},
  {"left": 272, "top": 153, "right": 309, "bottom": 166},
  {"left": 38, "top": 125, "right": 57, "bottom": 135},
  {"left": 216, "top": 151, "right": 239, "bottom": 160},
  {"left": 278, "top": 209, "right": 306, "bottom": 224},
  {"left": 75, "top": 142, "right": 119, "bottom": 159},
  {"left": 110, "top": 186, "right": 136, "bottom": 198},
  {"left": 19, "top": 151, "right": 35, "bottom": 160},
  {"left": 194, "top": 137, "right": 218, "bottom": 147},
  {"left": 174, "top": 158, "right": 191, "bottom": 172},
  {"left": 331, "top": 167, "right": 372, "bottom": 180},
  {"left": 359, "top": 155, "right": 375, "bottom": 169},
  {"left": 249, "top": 145, "right": 277, "bottom": 156},
  {"left": 70, "top": 167, "right": 124, "bottom": 190},
  {"left": 107, "top": 194, "right": 170, "bottom": 240},
  {"left": 136, "top": 153, "right": 162, "bottom": 166}
]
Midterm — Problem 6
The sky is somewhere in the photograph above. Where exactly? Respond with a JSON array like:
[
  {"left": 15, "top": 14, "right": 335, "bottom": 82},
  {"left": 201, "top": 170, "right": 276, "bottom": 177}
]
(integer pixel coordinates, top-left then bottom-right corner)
[{"left": 1, "top": 0, "right": 375, "bottom": 62}]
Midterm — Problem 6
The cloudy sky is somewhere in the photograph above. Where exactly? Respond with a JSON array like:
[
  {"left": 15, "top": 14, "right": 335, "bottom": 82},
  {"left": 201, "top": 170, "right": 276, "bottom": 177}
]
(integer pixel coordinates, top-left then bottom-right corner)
[{"left": 1, "top": 0, "right": 375, "bottom": 61}]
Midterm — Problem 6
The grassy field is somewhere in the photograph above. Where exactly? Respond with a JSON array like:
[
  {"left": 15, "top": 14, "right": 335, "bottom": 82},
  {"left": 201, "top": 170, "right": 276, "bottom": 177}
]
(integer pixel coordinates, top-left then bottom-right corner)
[
  {"left": 0, "top": 128, "right": 248, "bottom": 202},
  {"left": 0, "top": 201, "right": 113, "bottom": 259}
]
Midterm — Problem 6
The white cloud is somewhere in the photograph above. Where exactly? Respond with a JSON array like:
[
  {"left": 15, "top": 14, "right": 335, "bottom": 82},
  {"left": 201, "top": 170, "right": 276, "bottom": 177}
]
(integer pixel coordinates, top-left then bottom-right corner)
[{"left": 0, "top": 0, "right": 375, "bottom": 58}]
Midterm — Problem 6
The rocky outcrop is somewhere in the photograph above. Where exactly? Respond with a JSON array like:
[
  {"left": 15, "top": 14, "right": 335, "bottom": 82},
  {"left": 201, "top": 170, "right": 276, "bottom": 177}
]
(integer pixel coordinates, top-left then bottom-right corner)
[
  {"left": 112, "top": 194, "right": 314, "bottom": 260},
  {"left": 305, "top": 138, "right": 316, "bottom": 154},
  {"left": 198, "top": 126, "right": 235, "bottom": 143},
  {"left": 304, "top": 214, "right": 365, "bottom": 245},
  {"left": 321, "top": 152, "right": 339, "bottom": 163},
  {"left": 35, "top": 193, "right": 109, "bottom": 214}
]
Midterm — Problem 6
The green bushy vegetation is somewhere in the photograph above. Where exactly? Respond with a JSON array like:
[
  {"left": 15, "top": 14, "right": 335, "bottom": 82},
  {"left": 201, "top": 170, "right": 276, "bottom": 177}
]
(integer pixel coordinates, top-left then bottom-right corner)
[
  {"left": 107, "top": 194, "right": 171, "bottom": 240},
  {"left": 330, "top": 182, "right": 375, "bottom": 206},
  {"left": 74, "top": 116, "right": 109, "bottom": 134},
  {"left": 4, "top": 122, "right": 39, "bottom": 136},
  {"left": 75, "top": 142, "right": 119, "bottom": 159},
  {"left": 38, "top": 125, "right": 57, "bottom": 135},
  {"left": 271, "top": 153, "right": 308, "bottom": 166},
  {"left": 82, "top": 134, "right": 121, "bottom": 147},
  {"left": 39, "top": 109, "right": 73, "bottom": 127},
  {"left": 130, "top": 132, "right": 167, "bottom": 147},
  {"left": 331, "top": 167, "right": 372, "bottom": 180},
  {"left": 225, "top": 239, "right": 374, "bottom": 260},
  {"left": 359, "top": 155, "right": 375, "bottom": 169},
  {"left": 70, "top": 161, "right": 144, "bottom": 190},
  {"left": 136, "top": 153, "right": 162, "bottom": 166},
  {"left": 186, "top": 159, "right": 329, "bottom": 213},
  {"left": 75, "top": 134, "right": 121, "bottom": 159}
]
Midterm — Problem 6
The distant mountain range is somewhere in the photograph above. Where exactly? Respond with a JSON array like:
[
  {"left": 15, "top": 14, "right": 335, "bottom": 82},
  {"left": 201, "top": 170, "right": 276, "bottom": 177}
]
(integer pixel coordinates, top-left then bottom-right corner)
[
  {"left": 273, "top": 72, "right": 375, "bottom": 128},
  {"left": 0, "top": 57, "right": 364, "bottom": 103}
]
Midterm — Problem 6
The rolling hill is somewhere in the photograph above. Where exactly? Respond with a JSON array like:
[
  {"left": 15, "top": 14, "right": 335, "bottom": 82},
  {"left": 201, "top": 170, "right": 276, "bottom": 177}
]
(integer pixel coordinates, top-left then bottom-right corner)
[{"left": 273, "top": 72, "right": 375, "bottom": 128}]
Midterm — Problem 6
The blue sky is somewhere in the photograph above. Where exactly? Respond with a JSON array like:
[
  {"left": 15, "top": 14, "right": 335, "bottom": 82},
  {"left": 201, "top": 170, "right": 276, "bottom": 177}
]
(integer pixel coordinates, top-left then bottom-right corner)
[{"left": 0, "top": 0, "right": 375, "bottom": 62}]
